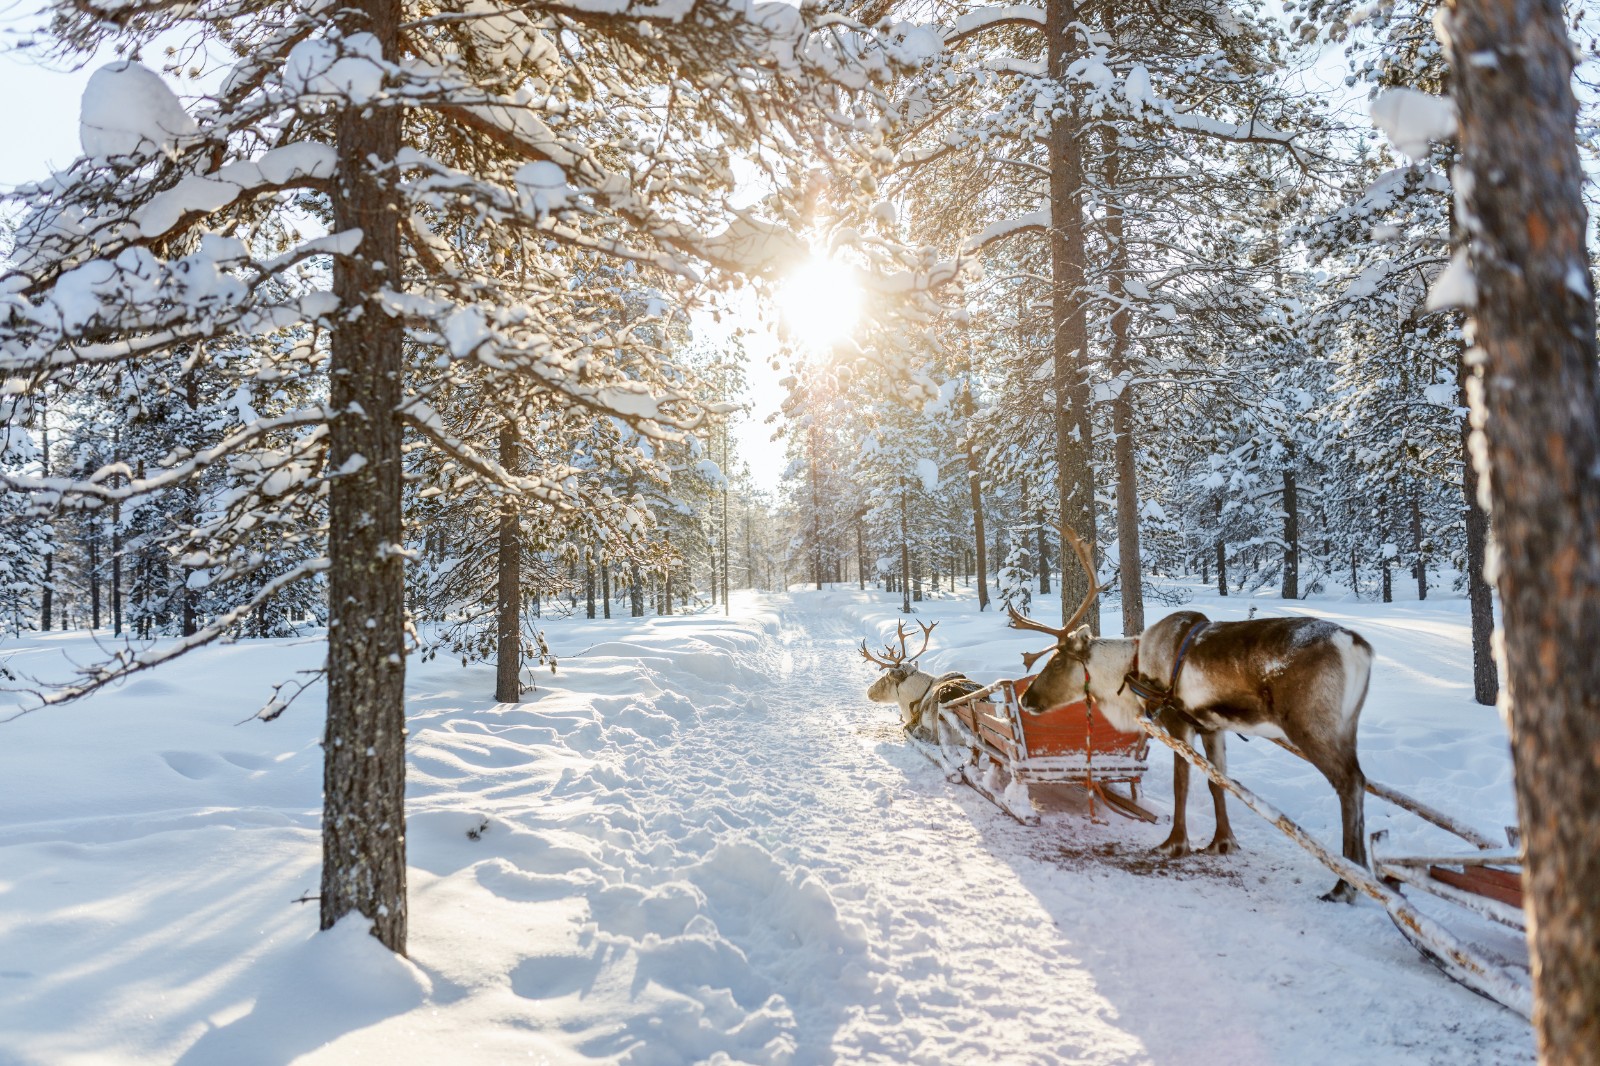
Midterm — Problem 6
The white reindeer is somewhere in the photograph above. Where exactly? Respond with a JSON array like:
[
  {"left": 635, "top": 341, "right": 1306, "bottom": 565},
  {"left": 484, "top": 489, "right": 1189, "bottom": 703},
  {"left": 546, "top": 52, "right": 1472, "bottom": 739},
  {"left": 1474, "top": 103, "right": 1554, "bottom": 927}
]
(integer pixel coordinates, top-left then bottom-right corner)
[{"left": 860, "top": 621, "right": 977, "bottom": 738}]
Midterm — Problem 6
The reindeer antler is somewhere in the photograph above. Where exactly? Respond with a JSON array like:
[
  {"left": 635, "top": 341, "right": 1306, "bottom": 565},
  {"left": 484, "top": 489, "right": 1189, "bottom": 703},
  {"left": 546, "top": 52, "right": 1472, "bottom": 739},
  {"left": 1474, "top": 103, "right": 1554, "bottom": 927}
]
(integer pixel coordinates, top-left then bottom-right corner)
[
  {"left": 1007, "top": 528, "right": 1101, "bottom": 666},
  {"left": 860, "top": 639, "right": 898, "bottom": 668},
  {"left": 859, "top": 620, "right": 938, "bottom": 670},
  {"left": 1057, "top": 528, "right": 1102, "bottom": 634}
]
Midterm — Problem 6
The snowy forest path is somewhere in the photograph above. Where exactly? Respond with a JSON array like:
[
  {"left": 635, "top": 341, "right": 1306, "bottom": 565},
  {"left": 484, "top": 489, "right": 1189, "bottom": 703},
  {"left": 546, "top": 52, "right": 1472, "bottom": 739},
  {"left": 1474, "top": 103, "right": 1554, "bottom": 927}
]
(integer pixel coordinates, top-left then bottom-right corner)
[
  {"left": 561, "top": 588, "right": 1531, "bottom": 1065},
  {"left": 636, "top": 594, "right": 1145, "bottom": 1062}
]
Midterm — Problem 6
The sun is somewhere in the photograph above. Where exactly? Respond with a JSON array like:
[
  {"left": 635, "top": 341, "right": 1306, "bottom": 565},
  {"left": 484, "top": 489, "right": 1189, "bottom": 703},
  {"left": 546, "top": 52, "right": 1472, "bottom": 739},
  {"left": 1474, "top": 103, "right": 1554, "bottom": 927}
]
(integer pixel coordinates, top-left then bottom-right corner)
[{"left": 774, "top": 257, "right": 863, "bottom": 351}]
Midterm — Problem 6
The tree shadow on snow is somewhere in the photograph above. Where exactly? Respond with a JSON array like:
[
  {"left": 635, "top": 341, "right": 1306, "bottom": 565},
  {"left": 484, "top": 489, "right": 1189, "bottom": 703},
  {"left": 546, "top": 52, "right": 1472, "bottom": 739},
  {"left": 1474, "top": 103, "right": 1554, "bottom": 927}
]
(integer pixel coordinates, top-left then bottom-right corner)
[{"left": 174, "top": 919, "right": 431, "bottom": 1066}]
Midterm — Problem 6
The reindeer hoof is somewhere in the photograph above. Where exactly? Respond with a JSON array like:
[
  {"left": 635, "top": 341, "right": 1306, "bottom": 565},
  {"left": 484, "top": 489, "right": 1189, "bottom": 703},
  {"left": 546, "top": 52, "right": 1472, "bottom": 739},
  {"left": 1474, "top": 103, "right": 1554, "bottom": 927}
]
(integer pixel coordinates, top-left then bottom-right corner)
[
  {"left": 1319, "top": 881, "right": 1359, "bottom": 904},
  {"left": 1203, "top": 835, "right": 1240, "bottom": 856},
  {"left": 1152, "top": 837, "right": 1191, "bottom": 859}
]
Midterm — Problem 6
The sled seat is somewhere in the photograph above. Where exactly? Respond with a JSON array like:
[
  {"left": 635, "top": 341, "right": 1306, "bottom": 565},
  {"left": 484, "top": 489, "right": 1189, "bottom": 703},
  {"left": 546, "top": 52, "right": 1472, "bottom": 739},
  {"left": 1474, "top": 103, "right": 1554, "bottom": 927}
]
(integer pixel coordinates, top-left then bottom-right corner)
[{"left": 936, "top": 676, "right": 1153, "bottom": 822}]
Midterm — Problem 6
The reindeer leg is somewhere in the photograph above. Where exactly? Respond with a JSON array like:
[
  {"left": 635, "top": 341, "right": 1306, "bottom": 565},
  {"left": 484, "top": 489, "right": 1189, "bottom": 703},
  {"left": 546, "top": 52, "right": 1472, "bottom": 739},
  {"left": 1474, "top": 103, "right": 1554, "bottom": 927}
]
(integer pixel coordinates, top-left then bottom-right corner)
[
  {"left": 1154, "top": 713, "right": 1193, "bottom": 858},
  {"left": 1200, "top": 731, "right": 1239, "bottom": 855},
  {"left": 1297, "top": 732, "right": 1368, "bottom": 903},
  {"left": 1319, "top": 755, "right": 1368, "bottom": 904}
]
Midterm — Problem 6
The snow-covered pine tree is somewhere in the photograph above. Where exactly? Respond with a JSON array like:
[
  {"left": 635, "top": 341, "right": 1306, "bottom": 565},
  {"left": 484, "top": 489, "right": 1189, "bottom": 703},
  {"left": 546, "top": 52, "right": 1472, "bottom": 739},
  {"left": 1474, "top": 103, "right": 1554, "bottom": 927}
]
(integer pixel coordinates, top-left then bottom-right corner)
[
  {"left": 879, "top": 0, "right": 1325, "bottom": 631},
  {"left": 1291, "top": 0, "right": 1499, "bottom": 699},
  {"left": 1, "top": 0, "right": 923, "bottom": 953}
]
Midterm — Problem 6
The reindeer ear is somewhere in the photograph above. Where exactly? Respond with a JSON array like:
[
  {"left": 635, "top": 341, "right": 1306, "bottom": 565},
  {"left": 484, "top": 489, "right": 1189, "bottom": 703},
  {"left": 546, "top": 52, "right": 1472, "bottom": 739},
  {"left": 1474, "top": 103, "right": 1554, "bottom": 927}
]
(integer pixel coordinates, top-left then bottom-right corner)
[{"left": 1065, "top": 626, "right": 1093, "bottom": 655}]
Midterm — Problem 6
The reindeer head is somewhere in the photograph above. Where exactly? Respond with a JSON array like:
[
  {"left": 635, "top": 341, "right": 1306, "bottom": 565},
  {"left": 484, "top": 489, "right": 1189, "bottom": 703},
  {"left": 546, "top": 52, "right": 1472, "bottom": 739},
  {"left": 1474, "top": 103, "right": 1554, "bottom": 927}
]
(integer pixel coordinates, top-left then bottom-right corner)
[
  {"left": 1010, "top": 530, "right": 1101, "bottom": 715},
  {"left": 861, "top": 620, "right": 937, "bottom": 714}
]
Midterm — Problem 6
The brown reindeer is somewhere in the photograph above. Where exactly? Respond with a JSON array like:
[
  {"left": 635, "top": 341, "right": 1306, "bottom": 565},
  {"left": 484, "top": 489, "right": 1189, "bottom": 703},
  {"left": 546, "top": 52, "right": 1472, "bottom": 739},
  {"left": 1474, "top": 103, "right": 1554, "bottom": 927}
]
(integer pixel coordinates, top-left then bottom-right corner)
[
  {"left": 861, "top": 621, "right": 980, "bottom": 738},
  {"left": 1010, "top": 533, "right": 1374, "bottom": 902}
]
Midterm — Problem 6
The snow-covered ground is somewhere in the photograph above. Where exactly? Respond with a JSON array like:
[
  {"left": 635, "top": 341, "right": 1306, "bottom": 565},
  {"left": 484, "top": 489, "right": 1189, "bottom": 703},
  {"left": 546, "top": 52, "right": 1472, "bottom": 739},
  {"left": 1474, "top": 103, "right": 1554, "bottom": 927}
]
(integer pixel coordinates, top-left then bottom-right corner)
[{"left": 0, "top": 583, "right": 1533, "bottom": 1064}]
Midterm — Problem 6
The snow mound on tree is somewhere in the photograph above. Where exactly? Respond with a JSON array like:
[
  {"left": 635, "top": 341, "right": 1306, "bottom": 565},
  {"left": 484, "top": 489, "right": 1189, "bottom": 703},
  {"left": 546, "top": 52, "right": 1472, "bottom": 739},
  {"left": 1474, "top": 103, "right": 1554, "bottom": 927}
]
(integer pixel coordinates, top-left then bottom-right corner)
[
  {"left": 79, "top": 61, "right": 197, "bottom": 159},
  {"left": 1371, "top": 88, "right": 1457, "bottom": 160}
]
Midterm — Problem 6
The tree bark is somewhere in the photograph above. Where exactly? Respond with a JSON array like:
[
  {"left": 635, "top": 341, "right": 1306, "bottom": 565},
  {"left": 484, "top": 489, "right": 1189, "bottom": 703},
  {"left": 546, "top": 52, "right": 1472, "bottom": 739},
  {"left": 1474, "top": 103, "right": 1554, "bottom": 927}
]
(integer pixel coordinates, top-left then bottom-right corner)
[
  {"left": 39, "top": 410, "right": 52, "bottom": 631},
  {"left": 855, "top": 515, "right": 865, "bottom": 591},
  {"left": 582, "top": 547, "right": 595, "bottom": 614},
  {"left": 321, "top": 0, "right": 407, "bottom": 955},
  {"left": 1459, "top": 351, "right": 1499, "bottom": 704},
  {"left": 1104, "top": 130, "right": 1142, "bottom": 635},
  {"left": 1215, "top": 499, "right": 1227, "bottom": 598},
  {"left": 1281, "top": 467, "right": 1299, "bottom": 601},
  {"left": 602, "top": 560, "right": 611, "bottom": 619},
  {"left": 1445, "top": 0, "right": 1600, "bottom": 1052},
  {"left": 111, "top": 426, "right": 122, "bottom": 636},
  {"left": 88, "top": 516, "right": 101, "bottom": 629},
  {"left": 1047, "top": 0, "right": 1099, "bottom": 631},
  {"left": 899, "top": 477, "right": 912, "bottom": 614},
  {"left": 495, "top": 423, "right": 521, "bottom": 704},
  {"left": 1035, "top": 511, "right": 1051, "bottom": 595},
  {"left": 965, "top": 426, "right": 990, "bottom": 612},
  {"left": 1410, "top": 488, "right": 1428, "bottom": 601}
]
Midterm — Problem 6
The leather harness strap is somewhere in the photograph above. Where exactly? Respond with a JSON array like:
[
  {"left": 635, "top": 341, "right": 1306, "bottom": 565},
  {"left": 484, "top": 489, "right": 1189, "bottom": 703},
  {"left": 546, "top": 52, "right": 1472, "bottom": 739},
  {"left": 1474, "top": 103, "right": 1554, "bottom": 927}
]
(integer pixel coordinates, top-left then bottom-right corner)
[{"left": 1118, "top": 619, "right": 1209, "bottom": 727}]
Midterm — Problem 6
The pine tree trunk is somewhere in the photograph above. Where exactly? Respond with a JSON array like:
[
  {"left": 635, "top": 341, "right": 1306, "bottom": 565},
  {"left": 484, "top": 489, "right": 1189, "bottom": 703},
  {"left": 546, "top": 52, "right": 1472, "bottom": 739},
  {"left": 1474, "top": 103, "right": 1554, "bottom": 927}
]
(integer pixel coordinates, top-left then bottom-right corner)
[
  {"left": 602, "top": 561, "right": 611, "bottom": 619},
  {"left": 1410, "top": 488, "right": 1428, "bottom": 601},
  {"left": 111, "top": 510, "right": 122, "bottom": 636},
  {"left": 585, "top": 552, "right": 596, "bottom": 619},
  {"left": 1447, "top": 0, "right": 1600, "bottom": 1051},
  {"left": 1047, "top": 0, "right": 1098, "bottom": 631},
  {"left": 1459, "top": 352, "right": 1499, "bottom": 704},
  {"left": 1281, "top": 467, "right": 1299, "bottom": 601},
  {"left": 899, "top": 478, "right": 911, "bottom": 614},
  {"left": 856, "top": 517, "right": 865, "bottom": 591},
  {"left": 39, "top": 416, "right": 52, "bottom": 631},
  {"left": 111, "top": 427, "right": 123, "bottom": 636},
  {"left": 1103, "top": 130, "right": 1143, "bottom": 635},
  {"left": 495, "top": 423, "right": 521, "bottom": 704},
  {"left": 746, "top": 510, "right": 755, "bottom": 591},
  {"left": 965, "top": 430, "right": 989, "bottom": 611},
  {"left": 661, "top": 533, "right": 672, "bottom": 616},
  {"left": 1035, "top": 512, "right": 1051, "bottom": 595},
  {"left": 1215, "top": 500, "right": 1227, "bottom": 598},
  {"left": 182, "top": 376, "right": 200, "bottom": 637},
  {"left": 1112, "top": 389, "right": 1143, "bottom": 632},
  {"left": 88, "top": 519, "right": 101, "bottom": 630},
  {"left": 721, "top": 442, "right": 730, "bottom": 612},
  {"left": 321, "top": 0, "right": 407, "bottom": 955}
]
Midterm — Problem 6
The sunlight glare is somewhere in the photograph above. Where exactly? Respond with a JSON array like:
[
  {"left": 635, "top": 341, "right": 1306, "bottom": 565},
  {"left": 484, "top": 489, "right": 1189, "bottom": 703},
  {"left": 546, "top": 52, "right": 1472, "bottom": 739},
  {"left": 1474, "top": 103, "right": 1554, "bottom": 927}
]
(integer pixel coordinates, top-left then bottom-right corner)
[{"left": 776, "top": 258, "right": 862, "bottom": 351}]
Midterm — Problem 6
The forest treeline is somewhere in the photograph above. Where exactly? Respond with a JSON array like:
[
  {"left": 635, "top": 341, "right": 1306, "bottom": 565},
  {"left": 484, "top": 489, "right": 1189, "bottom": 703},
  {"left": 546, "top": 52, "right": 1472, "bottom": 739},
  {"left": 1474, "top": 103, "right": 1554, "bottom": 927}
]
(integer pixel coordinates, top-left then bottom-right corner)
[{"left": 6, "top": 0, "right": 1593, "bottom": 711}]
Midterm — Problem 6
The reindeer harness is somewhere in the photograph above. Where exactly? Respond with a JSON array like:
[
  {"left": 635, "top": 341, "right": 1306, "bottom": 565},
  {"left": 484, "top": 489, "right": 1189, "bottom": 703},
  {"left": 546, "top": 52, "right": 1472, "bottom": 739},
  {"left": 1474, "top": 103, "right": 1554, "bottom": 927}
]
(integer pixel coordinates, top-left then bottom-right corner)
[{"left": 1117, "top": 619, "right": 1210, "bottom": 728}]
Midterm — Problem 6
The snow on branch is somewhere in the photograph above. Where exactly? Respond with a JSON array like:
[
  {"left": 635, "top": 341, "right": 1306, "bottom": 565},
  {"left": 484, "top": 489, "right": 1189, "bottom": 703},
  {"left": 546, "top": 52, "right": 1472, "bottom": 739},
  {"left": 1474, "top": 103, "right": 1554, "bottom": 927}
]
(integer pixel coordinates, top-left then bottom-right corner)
[
  {"left": 944, "top": 5, "right": 1045, "bottom": 46},
  {"left": 0, "top": 557, "right": 330, "bottom": 720},
  {"left": 0, "top": 408, "right": 332, "bottom": 506},
  {"left": 1371, "top": 88, "right": 1457, "bottom": 161},
  {"left": 961, "top": 210, "right": 1049, "bottom": 254}
]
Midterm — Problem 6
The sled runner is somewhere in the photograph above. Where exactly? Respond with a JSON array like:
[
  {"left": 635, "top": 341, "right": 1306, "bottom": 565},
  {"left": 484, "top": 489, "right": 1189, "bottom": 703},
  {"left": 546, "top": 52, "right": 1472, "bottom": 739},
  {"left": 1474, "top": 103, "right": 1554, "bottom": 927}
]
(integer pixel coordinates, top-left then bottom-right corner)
[
  {"left": 1137, "top": 719, "right": 1533, "bottom": 1019},
  {"left": 914, "top": 675, "right": 1156, "bottom": 827},
  {"left": 914, "top": 673, "right": 1532, "bottom": 1018}
]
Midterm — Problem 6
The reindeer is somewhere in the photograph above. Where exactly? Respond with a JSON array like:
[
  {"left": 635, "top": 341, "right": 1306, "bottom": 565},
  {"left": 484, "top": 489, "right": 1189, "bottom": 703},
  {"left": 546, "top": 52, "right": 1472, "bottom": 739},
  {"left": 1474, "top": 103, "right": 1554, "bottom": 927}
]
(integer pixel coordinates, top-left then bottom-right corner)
[
  {"left": 860, "top": 621, "right": 980, "bottom": 739},
  {"left": 1009, "top": 533, "right": 1374, "bottom": 902}
]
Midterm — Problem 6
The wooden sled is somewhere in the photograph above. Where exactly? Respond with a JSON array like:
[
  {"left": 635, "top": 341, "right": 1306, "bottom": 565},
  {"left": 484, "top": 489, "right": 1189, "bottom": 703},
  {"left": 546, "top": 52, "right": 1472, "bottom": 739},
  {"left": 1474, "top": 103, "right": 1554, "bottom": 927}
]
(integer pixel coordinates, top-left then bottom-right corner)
[{"left": 915, "top": 676, "right": 1156, "bottom": 826}]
